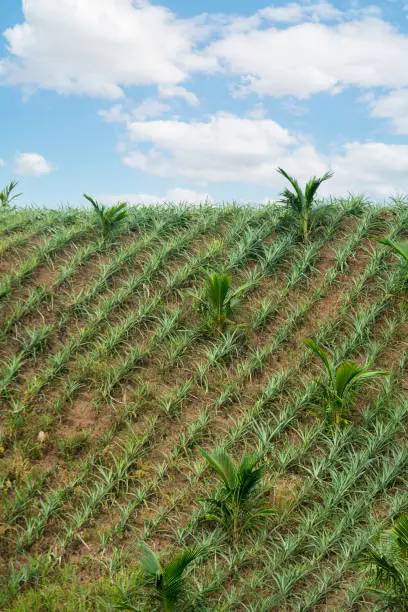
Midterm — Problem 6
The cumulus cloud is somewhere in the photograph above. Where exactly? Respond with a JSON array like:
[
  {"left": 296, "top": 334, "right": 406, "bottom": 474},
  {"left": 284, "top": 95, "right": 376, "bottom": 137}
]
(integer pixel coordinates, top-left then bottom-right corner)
[
  {"left": 259, "top": 2, "right": 342, "bottom": 24},
  {"left": 158, "top": 85, "right": 199, "bottom": 106},
  {"left": 247, "top": 102, "right": 268, "bottom": 119},
  {"left": 2, "top": 1, "right": 408, "bottom": 201},
  {"left": 0, "top": 0, "right": 214, "bottom": 99},
  {"left": 329, "top": 142, "right": 408, "bottom": 196},
  {"left": 256, "top": 142, "right": 408, "bottom": 199},
  {"left": 369, "top": 89, "right": 408, "bottom": 134},
  {"left": 0, "top": 158, "right": 5, "bottom": 167},
  {"left": 99, "top": 98, "right": 171, "bottom": 124},
  {"left": 130, "top": 99, "right": 171, "bottom": 121},
  {"left": 0, "top": 1, "right": 401, "bottom": 105},
  {"left": 258, "top": 2, "right": 381, "bottom": 24},
  {"left": 100, "top": 187, "right": 213, "bottom": 205},
  {"left": 206, "top": 17, "right": 408, "bottom": 99},
  {"left": 118, "top": 112, "right": 408, "bottom": 198},
  {"left": 98, "top": 104, "right": 129, "bottom": 124},
  {"left": 15, "top": 153, "right": 52, "bottom": 177},
  {"left": 123, "top": 113, "right": 296, "bottom": 182}
]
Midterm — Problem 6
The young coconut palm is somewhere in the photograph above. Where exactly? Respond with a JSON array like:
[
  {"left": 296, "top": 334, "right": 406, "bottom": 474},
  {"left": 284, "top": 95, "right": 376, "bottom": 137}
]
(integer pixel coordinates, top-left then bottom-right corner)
[
  {"left": 360, "top": 514, "right": 408, "bottom": 610},
  {"left": 0, "top": 181, "right": 22, "bottom": 208},
  {"left": 199, "top": 447, "right": 276, "bottom": 542},
  {"left": 195, "top": 271, "right": 254, "bottom": 333},
  {"left": 83, "top": 193, "right": 127, "bottom": 239},
  {"left": 277, "top": 167, "right": 334, "bottom": 242},
  {"left": 303, "top": 338, "right": 389, "bottom": 427},
  {"left": 127, "top": 541, "right": 206, "bottom": 612}
]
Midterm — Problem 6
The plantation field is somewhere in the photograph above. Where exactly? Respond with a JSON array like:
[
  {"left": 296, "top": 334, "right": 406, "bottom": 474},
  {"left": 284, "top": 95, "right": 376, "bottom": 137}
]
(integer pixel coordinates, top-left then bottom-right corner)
[{"left": 1, "top": 200, "right": 408, "bottom": 610}]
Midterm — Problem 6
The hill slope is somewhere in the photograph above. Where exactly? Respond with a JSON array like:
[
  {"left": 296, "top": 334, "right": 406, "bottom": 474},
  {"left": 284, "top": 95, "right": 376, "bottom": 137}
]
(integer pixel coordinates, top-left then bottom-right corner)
[{"left": 0, "top": 202, "right": 408, "bottom": 610}]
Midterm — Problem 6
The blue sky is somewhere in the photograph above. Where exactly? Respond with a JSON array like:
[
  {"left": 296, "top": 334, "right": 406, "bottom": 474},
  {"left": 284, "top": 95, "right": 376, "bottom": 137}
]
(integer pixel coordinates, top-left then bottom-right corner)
[{"left": 1, "top": 0, "right": 408, "bottom": 206}]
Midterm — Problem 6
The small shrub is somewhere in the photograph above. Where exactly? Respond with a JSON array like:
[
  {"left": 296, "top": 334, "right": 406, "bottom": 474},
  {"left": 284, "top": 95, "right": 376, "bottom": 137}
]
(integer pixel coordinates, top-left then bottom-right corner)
[
  {"left": 83, "top": 193, "right": 127, "bottom": 239},
  {"left": 59, "top": 431, "right": 89, "bottom": 458},
  {"left": 303, "top": 338, "right": 389, "bottom": 427},
  {"left": 192, "top": 271, "right": 254, "bottom": 333},
  {"left": 359, "top": 514, "right": 408, "bottom": 610},
  {"left": 199, "top": 447, "right": 276, "bottom": 542},
  {"left": 0, "top": 181, "right": 21, "bottom": 208},
  {"left": 0, "top": 454, "right": 31, "bottom": 487},
  {"left": 277, "top": 167, "right": 334, "bottom": 242},
  {"left": 131, "top": 541, "right": 207, "bottom": 611},
  {"left": 38, "top": 414, "right": 55, "bottom": 433}
]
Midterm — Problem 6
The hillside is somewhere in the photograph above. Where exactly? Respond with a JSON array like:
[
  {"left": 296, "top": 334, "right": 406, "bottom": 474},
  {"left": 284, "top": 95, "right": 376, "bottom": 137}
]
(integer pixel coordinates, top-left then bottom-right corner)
[{"left": 0, "top": 200, "right": 408, "bottom": 610}]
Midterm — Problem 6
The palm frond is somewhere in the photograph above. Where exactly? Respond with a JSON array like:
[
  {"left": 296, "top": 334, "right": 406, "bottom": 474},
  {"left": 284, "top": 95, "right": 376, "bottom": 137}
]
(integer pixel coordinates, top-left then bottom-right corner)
[
  {"left": 391, "top": 515, "right": 408, "bottom": 555},
  {"left": 365, "top": 547, "right": 407, "bottom": 592},
  {"left": 277, "top": 167, "right": 333, "bottom": 241},
  {"left": 0, "top": 181, "right": 22, "bottom": 207},
  {"left": 83, "top": 193, "right": 100, "bottom": 212},
  {"left": 235, "top": 453, "right": 266, "bottom": 500},
  {"left": 164, "top": 545, "right": 207, "bottom": 583},
  {"left": 138, "top": 541, "right": 161, "bottom": 579},
  {"left": 338, "top": 362, "right": 389, "bottom": 398},
  {"left": 303, "top": 339, "right": 335, "bottom": 386},
  {"left": 277, "top": 168, "right": 304, "bottom": 212},
  {"left": 84, "top": 193, "right": 127, "bottom": 237},
  {"left": 379, "top": 238, "right": 408, "bottom": 264},
  {"left": 228, "top": 280, "right": 258, "bottom": 303},
  {"left": 199, "top": 446, "right": 236, "bottom": 490},
  {"left": 199, "top": 447, "right": 275, "bottom": 540},
  {"left": 204, "top": 272, "right": 231, "bottom": 314},
  {"left": 304, "top": 171, "right": 334, "bottom": 205},
  {"left": 303, "top": 340, "right": 388, "bottom": 427}
]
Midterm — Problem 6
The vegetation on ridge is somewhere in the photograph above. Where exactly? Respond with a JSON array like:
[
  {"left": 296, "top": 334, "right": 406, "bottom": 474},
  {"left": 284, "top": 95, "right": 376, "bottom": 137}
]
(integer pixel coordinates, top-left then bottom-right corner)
[{"left": 0, "top": 183, "right": 407, "bottom": 610}]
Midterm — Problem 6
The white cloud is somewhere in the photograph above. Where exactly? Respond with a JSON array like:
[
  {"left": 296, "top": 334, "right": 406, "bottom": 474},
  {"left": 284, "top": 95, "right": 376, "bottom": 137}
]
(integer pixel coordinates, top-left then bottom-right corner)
[
  {"left": 207, "top": 17, "right": 408, "bottom": 99},
  {"left": 259, "top": 2, "right": 342, "bottom": 24},
  {"left": 131, "top": 99, "right": 171, "bottom": 121},
  {"left": 0, "top": 0, "right": 396, "bottom": 106},
  {"left": 281, "top": 98, "right": 309, "bottom": 116},
  {"left": 117, "top": 112, "right": 408, "bottom": 198},
  {"left": 99, "top": 98, "right": 170, "bottom": 124},
  {"left": 123, "top": 113, "right": 296, "bottom": 182},
  {"left": 0, "top": 159, "right": 5, "bottom": 167},
  {"left": 98, "top": 87, "right": 199, "bottom": 127},
  {"left": 269, "top": 142, "right": 408, "bottom": 198},
  {"left": 258, "top": 2, "right": 381, "bottom": 24},
  {"left": 15, "top": 153, "right": 53, "bottom": 177},
  {"left": 100, "top": 188, "right": 213, "bottom": 205},
  {"left": 99, "top": 104, "right": 128, "bottom": 124},
  {"left": 247, "top": 102, "right": 267, "bottom": 119},
  {"left": 369, "top": 89, "right": 408, "bottom": 134},
  {"left": 0, "top": 0, "right": 214, "bottom": 99},
  {"left": 158, "top": 85, "right": 199, "bottom": 106},
  {"left": 329, "top": 142, "right": 408, "bottom": 196}
]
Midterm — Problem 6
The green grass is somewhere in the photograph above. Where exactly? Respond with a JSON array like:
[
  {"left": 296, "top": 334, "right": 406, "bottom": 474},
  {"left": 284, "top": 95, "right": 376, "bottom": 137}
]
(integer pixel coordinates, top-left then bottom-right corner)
[{"left": 0, "top": 199, "right": 408, "bottom": 610}]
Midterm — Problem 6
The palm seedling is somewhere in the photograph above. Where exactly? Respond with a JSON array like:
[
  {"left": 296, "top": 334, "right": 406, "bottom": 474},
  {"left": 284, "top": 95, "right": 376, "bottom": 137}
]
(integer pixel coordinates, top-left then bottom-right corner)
[
  {"left": 277, "top": 167, "right": 334, "bottom": 242},
  {"left": 0, "top": 181, "right": 22, "bottom": 208},
  {"left": 193, "top": 271, "right": 254, "bottom": 333},
  {"left": 83, "top": 193, "right": 127, "bottom": 239},
  {"left": 199, "top": 447, "right": 276, "bottom": 542},
  {"left": 303, "top": 338, "right": 389, "bottom": 427},
  {"left": 121, "top": 541, "right": 206, "bottom": 611},
  {"left": 359, "top": 514, "right": 408, "bottom": 610}
]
